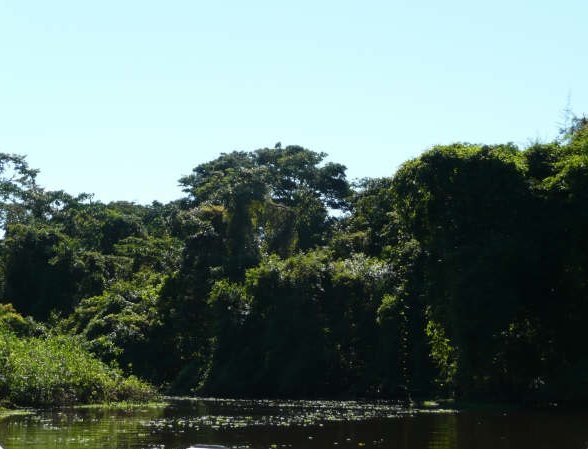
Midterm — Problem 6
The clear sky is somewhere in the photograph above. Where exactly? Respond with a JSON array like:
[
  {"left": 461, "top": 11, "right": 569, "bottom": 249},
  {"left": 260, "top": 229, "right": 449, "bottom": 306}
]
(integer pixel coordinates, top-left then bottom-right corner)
[{"left": 1, "top": 0, "right": 587, "bottom": 204}]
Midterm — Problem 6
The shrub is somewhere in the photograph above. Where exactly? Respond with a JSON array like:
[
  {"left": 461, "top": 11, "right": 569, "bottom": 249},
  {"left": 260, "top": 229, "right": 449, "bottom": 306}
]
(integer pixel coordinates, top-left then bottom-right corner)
[{"left": 0, "top": 328, "right": 156, "bottom": 406}]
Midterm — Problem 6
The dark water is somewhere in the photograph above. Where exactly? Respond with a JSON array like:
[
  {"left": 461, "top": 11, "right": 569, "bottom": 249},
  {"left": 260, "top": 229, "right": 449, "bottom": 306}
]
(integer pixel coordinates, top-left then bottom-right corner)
[{"left": 1, "top": 398, "right": 588, "bottom": 449}]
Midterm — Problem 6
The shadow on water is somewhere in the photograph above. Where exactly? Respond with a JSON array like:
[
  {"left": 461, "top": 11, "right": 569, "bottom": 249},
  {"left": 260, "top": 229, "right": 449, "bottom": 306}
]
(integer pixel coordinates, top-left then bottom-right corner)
[{"left": 1, "top": 398, "right": 588, "bottom": 449}]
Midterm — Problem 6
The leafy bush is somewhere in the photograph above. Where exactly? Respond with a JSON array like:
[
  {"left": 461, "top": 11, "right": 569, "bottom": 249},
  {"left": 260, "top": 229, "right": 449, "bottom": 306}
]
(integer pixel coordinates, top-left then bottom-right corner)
[{"left": 0, "top": 327, "right": 155, "bottom": 406}]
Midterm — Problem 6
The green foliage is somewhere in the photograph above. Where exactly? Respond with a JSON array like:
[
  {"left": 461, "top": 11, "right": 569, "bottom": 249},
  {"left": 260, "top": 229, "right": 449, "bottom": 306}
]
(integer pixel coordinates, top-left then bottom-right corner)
[
  {"left": 114, "top": 235, "right": 182, "bottom": 272},
  {"left": 4, "top": 130, "right": 588, "bottom": 405},
  {"left": 0, "top": 153, "right": 40, "bottom": 228},
  {"left": 2, "top": 224, "right": 82, "bottom": 319},
  {"left": 1, "top": 223, "right": 135, "bottom": 320},
  {"left": 0, "top": 303, "right": 43, "bottom": 336},
  {"left": 179, "top": 145, "right": 351, "bottom": 263},
  {"left": 336, "top": 177, "right": 397, "bottom": 257},
  {"left": 425, "top": 313, "right": 457, "bottom": 388},
  {"left": 197, "top": 251, "right": 398, "bottom": 397},
  {"left": 62, "top": 270, "right": 165, "bottom": 377},
  {"left": 0, "top": 328, "right": 155, "bottom": 406},
  {"left": 0, "top": 303, "right": 28, "bottom": 333}
]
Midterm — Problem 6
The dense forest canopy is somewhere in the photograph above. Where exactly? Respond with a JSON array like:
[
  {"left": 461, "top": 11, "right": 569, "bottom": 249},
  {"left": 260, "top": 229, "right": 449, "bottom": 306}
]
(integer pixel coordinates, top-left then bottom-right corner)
[{"left": 2, "top": 118, "right": 588, "bottom": 405}]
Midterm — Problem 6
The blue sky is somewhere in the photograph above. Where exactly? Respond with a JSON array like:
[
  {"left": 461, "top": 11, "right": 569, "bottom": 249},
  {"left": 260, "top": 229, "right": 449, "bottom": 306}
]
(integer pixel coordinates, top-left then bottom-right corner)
[{"left": 1, "top": 0, "right": 587, "bottom": 203}]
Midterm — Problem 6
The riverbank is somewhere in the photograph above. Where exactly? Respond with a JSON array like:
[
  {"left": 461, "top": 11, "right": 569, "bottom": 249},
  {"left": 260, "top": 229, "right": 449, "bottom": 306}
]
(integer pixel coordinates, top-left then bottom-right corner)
[
  {"left": 0, "top": 400, "right": 166, "bottom": 423},
  {"left": 72, "top": 400, "right": 168, "bottom": 410},
  {"left": 0, "top": 407, "right": 32, "bottom": 421}
]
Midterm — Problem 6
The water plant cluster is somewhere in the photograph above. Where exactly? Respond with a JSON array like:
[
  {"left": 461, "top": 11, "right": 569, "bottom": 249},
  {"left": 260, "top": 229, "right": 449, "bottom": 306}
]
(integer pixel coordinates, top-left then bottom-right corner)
[{"left": 148, "top": 398, "right": 451, "bottom": 431}]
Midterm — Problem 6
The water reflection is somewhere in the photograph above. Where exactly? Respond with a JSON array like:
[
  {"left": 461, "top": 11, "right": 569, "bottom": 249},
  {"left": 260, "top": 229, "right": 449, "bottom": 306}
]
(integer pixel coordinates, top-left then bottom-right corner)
[
  {"left": 0, "top": 406, "right": 164, "bottom": 449},
  {"left": 1, "top": 399, "right": 588, "bottom": 449},
  {"left": 427, "top": 414, "right": 458, "bottom": 449}
]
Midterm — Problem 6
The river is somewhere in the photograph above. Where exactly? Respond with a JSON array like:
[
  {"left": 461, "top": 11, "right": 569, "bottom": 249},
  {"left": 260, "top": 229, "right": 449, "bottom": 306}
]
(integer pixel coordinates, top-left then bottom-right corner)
[{"left": 1, "top": 398, "right": 587, "bottom": 448}]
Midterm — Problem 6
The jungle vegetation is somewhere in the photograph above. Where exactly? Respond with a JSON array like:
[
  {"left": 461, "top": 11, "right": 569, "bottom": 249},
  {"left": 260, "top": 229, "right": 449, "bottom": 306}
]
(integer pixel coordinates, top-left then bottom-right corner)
[{"left": 1, "top": 116, "right": 588, "bottom": 405}]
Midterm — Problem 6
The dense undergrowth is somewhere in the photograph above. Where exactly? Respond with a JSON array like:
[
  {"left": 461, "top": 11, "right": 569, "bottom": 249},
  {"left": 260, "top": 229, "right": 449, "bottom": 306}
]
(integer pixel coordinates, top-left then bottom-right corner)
[{"left": 0, "top": 306, "right": 155, "bottom": 406}]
